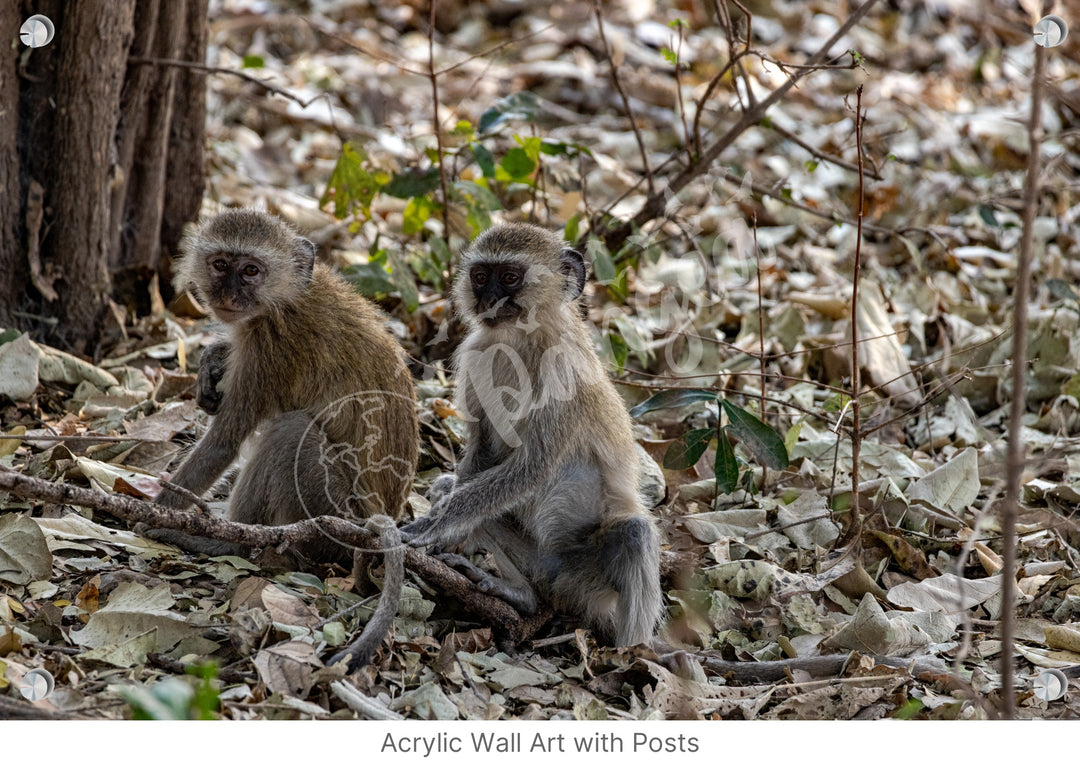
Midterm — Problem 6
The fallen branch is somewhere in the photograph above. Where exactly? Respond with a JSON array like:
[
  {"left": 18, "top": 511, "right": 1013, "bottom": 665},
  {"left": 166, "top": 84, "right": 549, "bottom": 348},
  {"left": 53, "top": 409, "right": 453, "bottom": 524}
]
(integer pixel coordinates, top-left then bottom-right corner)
[{"left": 0, "top": 466, "right": 542, "bottom": 643}]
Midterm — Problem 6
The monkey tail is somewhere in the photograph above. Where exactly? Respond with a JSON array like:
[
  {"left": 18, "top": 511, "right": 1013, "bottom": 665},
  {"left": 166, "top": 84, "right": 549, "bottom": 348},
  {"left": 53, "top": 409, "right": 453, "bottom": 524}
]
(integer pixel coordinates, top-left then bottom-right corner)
[
  {"left": 600, "top": 516, "right": 663, "bottom": 646},
  {"left": 326, "top": 514, "right": 404, "bottom": 672}
]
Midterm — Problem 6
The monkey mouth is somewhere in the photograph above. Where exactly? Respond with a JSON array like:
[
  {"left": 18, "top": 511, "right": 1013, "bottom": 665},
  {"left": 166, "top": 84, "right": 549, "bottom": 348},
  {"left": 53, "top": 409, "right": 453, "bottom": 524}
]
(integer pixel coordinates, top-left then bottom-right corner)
[
  {"left": 477, "top": 302, "right": 520, "bottom": 326},
  {"left": 212, "top": 305, "right": 245, "bottom": 323}
]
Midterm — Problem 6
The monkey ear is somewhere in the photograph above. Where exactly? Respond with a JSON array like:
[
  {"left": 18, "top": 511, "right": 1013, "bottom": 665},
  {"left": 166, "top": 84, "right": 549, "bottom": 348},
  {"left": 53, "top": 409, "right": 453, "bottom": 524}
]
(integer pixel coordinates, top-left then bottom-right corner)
[
  {"left": 295, "top": 237, "right": 317, "bottom": 280},
  {"left": 560, "top": 248, "right": 587, "bottom": 300}
]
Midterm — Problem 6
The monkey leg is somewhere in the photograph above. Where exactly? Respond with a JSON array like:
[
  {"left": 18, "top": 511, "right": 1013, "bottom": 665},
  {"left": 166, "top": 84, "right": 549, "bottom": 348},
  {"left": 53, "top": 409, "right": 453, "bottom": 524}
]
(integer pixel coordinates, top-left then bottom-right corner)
[
  {"left": 594, "top": 516, "right": 662, "bottom": 646},
  {"left": 227, "top": 411, "right": 360, "bottom": 561},
  {"left": 146, "top": 412, "right": 358, "bottom": 559},
  {"left": 534, "top": 474, "right": 661, "bottom": 645},
  {"left": 195, "top": 340, "right": 230, "bottom": 415},
  {"left": 435, "top": 519, "right": 541, "bottom": 615}
]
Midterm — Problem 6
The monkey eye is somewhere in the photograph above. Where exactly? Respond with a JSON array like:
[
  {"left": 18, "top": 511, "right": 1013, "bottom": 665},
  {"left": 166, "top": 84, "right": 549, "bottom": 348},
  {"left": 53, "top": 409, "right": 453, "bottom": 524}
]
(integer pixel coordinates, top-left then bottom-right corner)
[
  {"left": 211, "top": 258, "right": 229, "bottom": 273},
  {"left": 472, "top": 270, "right": 489, "bottom": 286},
  {"left": 242, "top": 264, "right": 260, "bottom": 278},
  {"left": 501, "top": 272, "right": 520, "bottom": 287}
]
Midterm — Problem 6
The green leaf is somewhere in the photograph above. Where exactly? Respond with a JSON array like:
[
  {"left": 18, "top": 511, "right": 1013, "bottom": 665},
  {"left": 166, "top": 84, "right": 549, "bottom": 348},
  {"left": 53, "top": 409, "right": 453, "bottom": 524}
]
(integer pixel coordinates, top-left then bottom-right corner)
[
  {"left": 661, "top": 47, "right": 678, "bottom": 65},
  {"left": 429, "top": 235, "right": 451, "bottom": 274},
  {"left": 607, "top": 332, "right": 628, "bottom": 372},
  {"left": 319, "top": 143, "right": 382, "bottom": 220},
  {"left": 499, "top": 148, "right": 536, "bottom": 180},
  {"left": 383, "top": 168, "right": 440, "bottom": 199},
  {"left": 472, "top": 143, "right": 496, "bottom": 178},
  {"left": 612, "top": 315, "right": 650, "bottom": 367},
  {"left": 1047, "top": 278, "right": 1079, "bottom": 302},
  {"left": 720, "top": 399, "right": 789, "bottom": 470},
  {"left": 515, "top": 135, "right": 543, "bottom": 163},
  {"left": 564, "top": 213, "right": 583, "bottom": 244},
  {"left": 977, "top": 204, "right": 999, "bottom": 226},
  {"left": 402, "top": 195, "right": 434, "bottom": 235},
  {"left": 385, "top": 250, "right": 420, "bottom": 312},
  {"left": 343, "top": 260, "right": 397, "bottom": 297},
  {"left": 821, "top": 392, "right": 850, "bottom": 413},
  {"left": 783, "top": 420, "right": 804, "bottom": 455},
  {"left": 454, "top": 180, "right": 502, "bottom": 237},
  {"left": 630, "top": 388, "right": 718, "bottom": 418},
  {"left": 477, "top": 92, "right": 540, "bottom": 134},
  {"left": 804, "top": 159, "right": 819, "bottom": 173},
  {"left": 241, "top": 55, "right": 264, "bottom": 69},
  {"left": 454, "top": 180, "right": 501, "bottom": 211},
  {"left": 589, "top": 238, "right": 617, "bottom": 285},
  {"left": 714, "top": 429, "right": 739, "bottom": 494},
  {"left": 664, "top": 428, "right": 714, "bottom": 470},
  {"left": 408, "top": 245, "right": 445, "bottom": 289}
]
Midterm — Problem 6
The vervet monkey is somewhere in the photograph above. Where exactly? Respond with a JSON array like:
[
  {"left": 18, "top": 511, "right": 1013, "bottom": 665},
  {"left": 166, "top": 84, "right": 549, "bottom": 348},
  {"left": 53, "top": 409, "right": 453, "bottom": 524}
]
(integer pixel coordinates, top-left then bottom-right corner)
[
  {"left": 402, "top": 223, "right": 662, "bottom": 646},
  {"left": 151, "top": 209, "right": 417, "bottom": 669}
]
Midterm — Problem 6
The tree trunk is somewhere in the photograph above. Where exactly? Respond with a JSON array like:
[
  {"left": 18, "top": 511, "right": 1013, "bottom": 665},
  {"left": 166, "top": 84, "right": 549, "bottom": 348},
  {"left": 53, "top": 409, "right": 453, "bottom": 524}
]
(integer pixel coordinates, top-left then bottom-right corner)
[
  {"left": 0, "top": 4, "right": 28, "bottom": 327},
  {"left": 161, "top": 0, "right": 210, "bottom": 286},
  {"left": 0, "top": 0, "right": 207, "bottom": 351}
]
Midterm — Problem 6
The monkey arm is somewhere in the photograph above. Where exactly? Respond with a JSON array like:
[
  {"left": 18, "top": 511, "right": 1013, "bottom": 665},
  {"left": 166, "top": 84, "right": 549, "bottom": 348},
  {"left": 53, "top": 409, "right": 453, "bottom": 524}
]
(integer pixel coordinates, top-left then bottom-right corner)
[
  {"left": 195, "top": 340, "right": 230, "bottom": 415},
  {"left": 155, "top": 405, "right": 257, "bottom": 510},
  {"left": 401, "top": 435, "right": 561, "bottom": 547}
]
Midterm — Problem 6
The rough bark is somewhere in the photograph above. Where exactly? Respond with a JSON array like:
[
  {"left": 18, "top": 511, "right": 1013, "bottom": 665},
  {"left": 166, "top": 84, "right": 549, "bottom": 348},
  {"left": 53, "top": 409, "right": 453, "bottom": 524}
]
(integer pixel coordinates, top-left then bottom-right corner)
[
  {"left": 160, "top": 0, "right": 210, "bottom": 292},
  {"left": 0, "top": 3, "right": 26, "bottom": 327},
  {"left": 47, "top": 2, "right": 136, "bottom": 349},
  {"left": 2, "top": 1, "right": 207, "bottom": 349}
]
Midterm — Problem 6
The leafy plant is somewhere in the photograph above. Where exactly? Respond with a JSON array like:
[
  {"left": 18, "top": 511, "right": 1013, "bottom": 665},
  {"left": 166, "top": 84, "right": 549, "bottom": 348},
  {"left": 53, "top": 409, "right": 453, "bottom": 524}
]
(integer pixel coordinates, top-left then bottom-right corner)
[
  {"left": 120, "top": 662, "right": 220, "bottom": 720},
  {"left": 630, "top": 388, "right": 789, "bottom": 494},
  {"left": 318, "top": 92, "right": 592, "bottom": 308}
]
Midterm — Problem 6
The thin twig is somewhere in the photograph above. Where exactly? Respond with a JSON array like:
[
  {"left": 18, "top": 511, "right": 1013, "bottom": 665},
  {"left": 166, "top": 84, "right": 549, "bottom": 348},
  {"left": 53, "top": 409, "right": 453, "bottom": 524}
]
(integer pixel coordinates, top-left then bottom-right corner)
[
  {"left": 850, "top": 85, "right": 866, "bottom": 536},
  {"left": 1002, "top": 2, "right": 1050, "bottom": 719},
  {"left": 671, "top": 23, "right": 693, "bottom": 166},
  {"left": 594, "top": 2, "right": 655, "bottom": 194},
  {"left": 428, "top": 0, "right": 452, "bottom": 257},
  {"left": 599, "top": 0, "right": 883, "bottom": 252},
  {"left": 767, "top": 121, "right": 883, "bottom": 180},
  {"left": 128, "top": 57, "right": 315, "bottom": 107}
]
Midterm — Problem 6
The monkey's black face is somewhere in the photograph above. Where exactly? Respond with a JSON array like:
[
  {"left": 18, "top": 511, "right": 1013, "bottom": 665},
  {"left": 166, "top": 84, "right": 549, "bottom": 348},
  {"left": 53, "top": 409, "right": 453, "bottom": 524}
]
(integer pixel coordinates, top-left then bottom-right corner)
[
  {"left": 203, "top": 253, "right": 267, "bottom": 322},
  {"left": 470, "top": 262, "right": 525, "bottom": 326}
]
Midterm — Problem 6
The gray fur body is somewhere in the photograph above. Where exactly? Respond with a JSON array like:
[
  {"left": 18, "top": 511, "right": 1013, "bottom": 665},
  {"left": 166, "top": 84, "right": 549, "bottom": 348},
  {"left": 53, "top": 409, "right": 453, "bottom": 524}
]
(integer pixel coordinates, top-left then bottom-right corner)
[{"left": 403, "top": 224, "right": 662, "bottom": 646}]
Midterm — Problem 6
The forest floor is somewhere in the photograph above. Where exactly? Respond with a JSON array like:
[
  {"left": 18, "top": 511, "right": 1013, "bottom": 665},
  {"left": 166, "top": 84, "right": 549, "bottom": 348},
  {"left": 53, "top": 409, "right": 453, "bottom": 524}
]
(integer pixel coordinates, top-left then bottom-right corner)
[{"left": 2, "top": 0, "right": 1080, "bottom": 720}]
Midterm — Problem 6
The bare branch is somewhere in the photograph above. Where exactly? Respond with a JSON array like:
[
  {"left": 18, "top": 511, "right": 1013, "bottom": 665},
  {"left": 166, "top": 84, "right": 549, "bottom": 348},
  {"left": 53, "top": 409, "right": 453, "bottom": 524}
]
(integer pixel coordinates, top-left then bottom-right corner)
[
  {"left": 0, "top": 466, "right": 541, "bottom": 643},
  {"left": 1001, "top": 0, "right": 1052, "bottom": 719},
  {"left": 594, "top": 2, "right": 655, "bottom": 194}
]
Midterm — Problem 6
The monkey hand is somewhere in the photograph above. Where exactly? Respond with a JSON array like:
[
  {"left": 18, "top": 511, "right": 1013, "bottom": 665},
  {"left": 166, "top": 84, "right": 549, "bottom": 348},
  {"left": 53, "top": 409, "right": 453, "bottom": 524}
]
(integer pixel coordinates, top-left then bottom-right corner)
[
  {"left": 400, "top": 495, "right": 465, "bottom": 547},
  {"left": 196, "top": 340, "right": 230, "bottom": 415},
  {"left": 425, "top": 473, "right": 457, "bottom": 508},
  {"left": 399, "top": 514, "right": 442, "bottom": 547}
]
